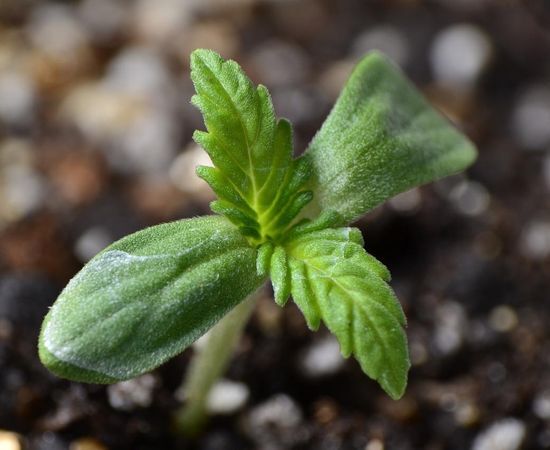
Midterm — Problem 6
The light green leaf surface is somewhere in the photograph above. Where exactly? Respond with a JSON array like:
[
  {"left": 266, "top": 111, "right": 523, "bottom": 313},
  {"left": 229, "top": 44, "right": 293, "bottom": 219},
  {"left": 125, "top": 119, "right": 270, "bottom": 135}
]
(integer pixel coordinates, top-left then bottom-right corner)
[
  {"left": 286, "top": 227, "right": 410, "bottom": 399},
  {"left": 270, "top": 246, "right": 291, "bottom": 306},
  {"left": 191, "top": 49, "right": 312, "bottom": 244},
  {"left": 39, "top": 216, "right": 264, "bottom": 383},
  {"left": 303, "top": 51, "right": 477, "bottom": 225}
]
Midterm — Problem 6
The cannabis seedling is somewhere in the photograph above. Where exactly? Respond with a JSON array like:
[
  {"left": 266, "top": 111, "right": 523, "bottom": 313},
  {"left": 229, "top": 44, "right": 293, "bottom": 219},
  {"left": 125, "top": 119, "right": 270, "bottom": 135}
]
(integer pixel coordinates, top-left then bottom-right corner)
[{"left": 39, "top": 49, "right": 476, "bottom": 428}]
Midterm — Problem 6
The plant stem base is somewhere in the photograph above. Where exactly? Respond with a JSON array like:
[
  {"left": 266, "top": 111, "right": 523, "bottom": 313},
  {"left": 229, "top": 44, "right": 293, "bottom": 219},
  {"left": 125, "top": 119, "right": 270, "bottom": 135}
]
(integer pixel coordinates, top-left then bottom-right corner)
[{"left": 174, "top": 285, "right": 263, "bottom": 435}]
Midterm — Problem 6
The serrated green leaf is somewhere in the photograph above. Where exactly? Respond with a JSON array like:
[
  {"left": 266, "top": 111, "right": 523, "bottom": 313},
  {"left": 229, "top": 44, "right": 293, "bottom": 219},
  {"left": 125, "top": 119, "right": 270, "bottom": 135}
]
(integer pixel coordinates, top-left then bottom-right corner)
[
  {"left": 190, "top": 49, "right": 312, "bottom": 244},
  {"left": 39, "top": 216, "right": 265, "bottom": 383},
  {"left": 270, "top": 246, "right": 291, "bottom": 306},
  {"left": 286, "top": 228, "right": 410, "bottom": 399},
  {"left": 302, "top": 51, "right": 477, "bottom": 225},
  {"left": 256, "top": 242, "right": 273, "bottom": 277}
]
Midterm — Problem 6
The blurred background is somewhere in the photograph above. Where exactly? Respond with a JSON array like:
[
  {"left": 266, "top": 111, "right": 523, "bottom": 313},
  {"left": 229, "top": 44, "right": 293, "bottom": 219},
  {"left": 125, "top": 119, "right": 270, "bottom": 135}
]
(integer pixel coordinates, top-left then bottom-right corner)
[{"left": 0, "top": 0, "right": 549, "bottom": 449}]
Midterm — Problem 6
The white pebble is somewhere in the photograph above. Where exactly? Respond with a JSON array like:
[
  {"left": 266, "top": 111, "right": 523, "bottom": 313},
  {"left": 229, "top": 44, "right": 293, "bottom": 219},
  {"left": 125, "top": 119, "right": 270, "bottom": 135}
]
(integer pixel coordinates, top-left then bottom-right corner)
[
  {"left": 104, "top": 47, "right": 173, "bottom": 99},
  {"left": 27, "top": 4, "right": 89, "bottom": 58},
  {"left": 519, "top": 220, "right": 550, "bottom": 260},
  {"left": 247, "top": 394, "right": 303, "bottom": 429},
  {"left": 132, "top": 0, "right": 191, "bottom": 44},
  {"left": 513, "top": 86, "right": 550, "bottom": 150},
  {"left": 434, "top": 301, "right": 467, "bottom": 355},
  {"left": 488, "top": 305, "right": 518, "bottom": 333},
  {"left": 113, "top": 111, "right": 178, "bottom": 174},
  {"left": 472, "top": 418, "right": 526, "bottom": 450},
  {"left": 533, "top": 390, "right": 550, "bottom": 420},
  {"left": 74, "top": 227, "right": 113, "bottom": 263},
  {"left": 0, "top": 71, "right": 36, "bottom": 127},
  {"left": 0, "top": 431, "right": 21, "bottom": 450},
  {"left": 2, "top": 166, "right": 46, "bottom": 219},
  {"left": 299, "top": 335, "right": 344, "bottom": 378},
  {"left": 206, "top": 379, "right": 250, "bottom": 415},
  {"left": 352, "top": 26, "right": 409, "bottom": 67},
  {"left": 430, "top": 24, "right": 492, "bottom": 89},
  {"left": 450, "top": 180, "right": 490, "bottom": 216},
  {"left": 365, "top": 439, "right": 385, "bottom": 450},
  {"left": 107, "top": 374, "right": 157, "bottom": 411},
  {"left": 169, "top": 143, "right": 214, "bottom": 200},
  {"left": 409, "top": 340, "right": 429, "bottom": 366}
]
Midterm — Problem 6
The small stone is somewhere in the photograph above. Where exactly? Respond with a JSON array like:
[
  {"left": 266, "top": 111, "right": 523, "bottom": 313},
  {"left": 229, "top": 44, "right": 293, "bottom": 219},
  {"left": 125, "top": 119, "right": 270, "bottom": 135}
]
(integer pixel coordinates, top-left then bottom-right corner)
[
  {"left": 430, "top": 24, "right": 492, "bottom": 89},
  {"left": 312, "top": 398, "right": 339, "bottom": 425},
  {"left": 487, "top": 361, "right": 507, "bottom": 384},
  {"left": 388, "top": 188, "right": 421, "bottom": 213},
  {"left": 449, "top": 180, "right": 490, "bottom": 216},
  {"left": 488, "top": 305, "right": 518, "bottom": 333},
  {"left": 206, "top": 379, "right": 250, "bottom": 415},
  {"left": 454, "top": 402, "right": 480, "bottom": 427},
  {"left": 247, "top": 40, "right": 310, "bottom": 88},
  {"left": 352, "top": 26, "right": 409, "bottom": 67},
  {"left": 74, "top": 227, "right": 112, "bottom": 263},
  {"left": 69, "top": 438, "right": 107, "bottom": 450},
  {"left": 46, "top": 150, "right": 106, "bottom": 206},
  {"left": 434, "top": 301, "right": 467, "bottom": 355},
  {"left": 439, "top": 392, "right": 459, "bottom": 412},
  {"left": 513, "top": 86, "right": 550, "bottom": 150},
  {"left": 377, "top": 396, "right": 418, "bottom": 422},
  {"left": 299, "top": 335, "right": 344, "bottom": 378},
  {"left": 131, "top": 0, "right": 191, "bottom": 44},
  {"left": 78, "top": 0, "right": 128, "bottom": 42},
  {"left": 365, "top": 439, "right": 384, "bottom": 450},
  {"left": 104, "top": 47, "right": 173, "bottom": 99},
  {"left": 107, "top": 374, "right": 157, "bottom": 411},
  {"left": 39, "top": 386, "right": 91, "bottom": 431},
  {"left": 519, "top": 220, "right": 550, "bottom": 260},
  {"left": 247, "top": 394, "right": 302, "bottom": 428},
  {"left": 1, "top": 165, "right": 46, "bottom": 223},
  {"left": 27, "top": 4, "right": 89, "bottom": 59},
  {"left": 472, "top": 418, "right": 526, "bottom": 450},
  {"left": 533, "top": 390, "right": 550, "bottom": 420},
  {"left": 244, "top": 394, "right": 307, "bottom": 449},
  {"left": 409, "top": 340, "right": 429, "bottom": 366},
  {"left": 0, "top": 431, "right": 22, "bottom": 450},
  {"left": 0, "top": 70, "right": 36, "bottom": 127},
  {"left": 169, "top": 143, "right": 214, "bottom": 201}
]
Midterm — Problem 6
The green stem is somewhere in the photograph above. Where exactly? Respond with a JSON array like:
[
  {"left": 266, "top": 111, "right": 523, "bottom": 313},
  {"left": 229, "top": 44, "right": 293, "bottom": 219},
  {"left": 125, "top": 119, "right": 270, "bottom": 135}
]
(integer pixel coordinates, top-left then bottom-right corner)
[{"left": 174, "top": 285, "right": 263, "bottom": 435}]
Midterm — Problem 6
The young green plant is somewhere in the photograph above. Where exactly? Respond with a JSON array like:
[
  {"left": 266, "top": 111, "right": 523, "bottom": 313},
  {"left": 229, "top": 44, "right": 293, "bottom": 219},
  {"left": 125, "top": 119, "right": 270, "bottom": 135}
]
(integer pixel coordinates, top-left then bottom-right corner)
[{"left": 39, "top": 49, "right": 476, "bottom": 430}]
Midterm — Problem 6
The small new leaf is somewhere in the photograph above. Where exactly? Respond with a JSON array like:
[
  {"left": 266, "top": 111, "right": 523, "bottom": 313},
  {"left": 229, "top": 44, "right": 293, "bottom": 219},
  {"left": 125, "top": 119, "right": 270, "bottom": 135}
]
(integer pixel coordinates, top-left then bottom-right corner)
[
  {"left": 191, "top": 49, "right": 312, "bottom": 244},
  {"left": 286, "top": 228, "right": 410, "bottom": 399}
]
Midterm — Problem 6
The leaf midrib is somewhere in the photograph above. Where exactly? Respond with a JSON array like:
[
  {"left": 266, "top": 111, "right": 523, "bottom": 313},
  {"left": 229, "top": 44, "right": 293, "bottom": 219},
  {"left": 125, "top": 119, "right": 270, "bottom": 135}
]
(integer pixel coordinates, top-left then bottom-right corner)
[{"left": 198, "top": 56, "right": 263, "bottom": 212}]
